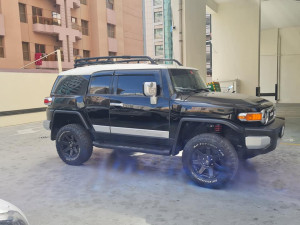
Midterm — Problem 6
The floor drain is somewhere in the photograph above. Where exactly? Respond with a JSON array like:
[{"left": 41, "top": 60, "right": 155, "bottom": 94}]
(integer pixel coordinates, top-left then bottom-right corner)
[{"left": 39, "top": 136, "right": 49, "bottom": 139}]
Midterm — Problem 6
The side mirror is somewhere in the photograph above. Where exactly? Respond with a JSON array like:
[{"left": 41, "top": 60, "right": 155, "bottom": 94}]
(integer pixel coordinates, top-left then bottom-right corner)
[{"left": 144, "top": 82, "right": 157, "bottom": 104}]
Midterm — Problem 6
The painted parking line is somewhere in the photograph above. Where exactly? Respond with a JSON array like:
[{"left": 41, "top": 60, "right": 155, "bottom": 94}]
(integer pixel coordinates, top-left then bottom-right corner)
[{"left": 280, "top": 142, "right": 300, "bottom": 146}]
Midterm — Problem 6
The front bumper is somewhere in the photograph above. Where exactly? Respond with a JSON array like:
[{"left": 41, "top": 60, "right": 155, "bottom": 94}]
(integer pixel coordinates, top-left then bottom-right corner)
[{"left": 244, "top": 117, "right": 285, "bottom": 158}]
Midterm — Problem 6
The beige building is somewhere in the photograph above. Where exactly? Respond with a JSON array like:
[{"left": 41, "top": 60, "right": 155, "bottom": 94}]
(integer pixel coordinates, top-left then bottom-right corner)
[{"left": 0, "top": 0, "right": 143, "bottom": 70}]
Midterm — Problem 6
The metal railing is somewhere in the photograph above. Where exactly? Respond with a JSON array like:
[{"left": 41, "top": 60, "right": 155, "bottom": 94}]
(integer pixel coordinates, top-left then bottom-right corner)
[
  {"left": 72, "top": 22, "right": 82, "bottom": 31},
  {"left": 20, "top": 50, "right": 62, "bottom": 73},
  {"left": 32, "top": 15, "right": 61, "bottom": 26}
]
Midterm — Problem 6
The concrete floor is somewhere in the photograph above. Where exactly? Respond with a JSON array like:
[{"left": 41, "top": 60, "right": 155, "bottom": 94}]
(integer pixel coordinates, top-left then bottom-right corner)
[{"left": 0, "top": 118, "right": 299, "bottom": 225}]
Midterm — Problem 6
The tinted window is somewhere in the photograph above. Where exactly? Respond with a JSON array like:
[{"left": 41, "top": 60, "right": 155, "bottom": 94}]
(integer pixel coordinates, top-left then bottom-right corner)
[
  {"left": 169, "top": 69, "right": 207, "bottom": 92},
  {"left": 52, "top": 75, "right": 90, "bottom": 95},
  {"left": 117, "top": 75, "right": 156, "bottom": 96},
  {"left": 89, "top": 76, "right": 112, "bottom": 94}
]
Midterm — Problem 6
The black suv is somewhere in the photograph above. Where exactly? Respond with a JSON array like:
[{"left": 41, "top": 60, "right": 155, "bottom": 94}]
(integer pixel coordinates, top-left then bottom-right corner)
[{"left": 44, "top": 56, "right": 285, "bottom": 188}]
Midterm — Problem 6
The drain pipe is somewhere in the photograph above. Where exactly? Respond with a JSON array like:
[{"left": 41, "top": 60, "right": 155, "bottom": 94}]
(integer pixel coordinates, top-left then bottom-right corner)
[{"left": 179, "top": 0, "right": 183, "bottom": 64}]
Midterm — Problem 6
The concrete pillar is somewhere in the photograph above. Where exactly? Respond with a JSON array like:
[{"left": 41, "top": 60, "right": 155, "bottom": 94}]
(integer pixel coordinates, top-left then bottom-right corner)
[
  {"left": 172, "top": 0, "right": 207, "bottom": 80},
  {"left": 211, "top": 0, "right": 260, "bottom": 96}
]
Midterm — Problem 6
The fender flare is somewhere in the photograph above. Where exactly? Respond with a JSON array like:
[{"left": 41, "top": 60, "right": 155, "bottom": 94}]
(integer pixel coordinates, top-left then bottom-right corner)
[
  {"left": 51, "top": 110, "right": 90, "bottom": 130},
  {"left": 171, "top": 118, "right": 245, "bottom": 155}
]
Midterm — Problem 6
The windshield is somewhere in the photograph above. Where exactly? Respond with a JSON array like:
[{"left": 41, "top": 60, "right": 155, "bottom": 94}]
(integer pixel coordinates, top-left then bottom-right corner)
[{"left": 169, "top": 69, "right": 208, "bottom": 93}]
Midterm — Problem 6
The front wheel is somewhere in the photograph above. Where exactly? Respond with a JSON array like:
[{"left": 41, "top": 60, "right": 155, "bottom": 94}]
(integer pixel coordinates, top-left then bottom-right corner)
[
  {"left": 182, "top": 133, "right": 239, "bottom": 188},
  {"left": 56, "top": 124, "right": 93, "bottom": 166}
]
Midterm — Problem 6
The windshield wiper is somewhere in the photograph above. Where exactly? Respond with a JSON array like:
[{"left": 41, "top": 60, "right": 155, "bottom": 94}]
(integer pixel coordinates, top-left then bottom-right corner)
[{"left": 175, "top": 87, "right": 209, "bottom": 93}]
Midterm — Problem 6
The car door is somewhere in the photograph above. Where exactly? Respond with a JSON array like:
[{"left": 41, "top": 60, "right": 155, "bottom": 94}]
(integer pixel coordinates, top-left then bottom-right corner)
[
  {"left": 109, "top": 69, "right": 171, "bottom": 147},
  {"left": 84, "top": 71, "right": 114, "bottom": 141}
]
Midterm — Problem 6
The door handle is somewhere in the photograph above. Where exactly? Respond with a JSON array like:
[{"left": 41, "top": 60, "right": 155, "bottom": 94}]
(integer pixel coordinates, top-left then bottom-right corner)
[{"left": 110, "top": 102, "right": 124, "bottom": 107}]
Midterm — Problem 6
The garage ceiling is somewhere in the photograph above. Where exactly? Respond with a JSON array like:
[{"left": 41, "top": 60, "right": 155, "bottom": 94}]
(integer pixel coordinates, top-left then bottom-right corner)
[{"left": 261, "top": 0, "right": 300, "bottom": 29}]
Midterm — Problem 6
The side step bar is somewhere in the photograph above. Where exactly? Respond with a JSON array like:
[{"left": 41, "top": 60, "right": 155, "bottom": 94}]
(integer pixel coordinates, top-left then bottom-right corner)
[{"left": 93, "top": 142, "right": 171, "bottom": 156}]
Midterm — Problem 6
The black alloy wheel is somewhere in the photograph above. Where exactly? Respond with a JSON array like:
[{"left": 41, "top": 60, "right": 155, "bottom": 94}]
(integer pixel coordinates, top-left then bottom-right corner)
[
  {"left": 182, "top": 133, "right": 239, "bottom": 188},
  {"left": 56, "top": 124, "right": 93, "bottom": 166}
]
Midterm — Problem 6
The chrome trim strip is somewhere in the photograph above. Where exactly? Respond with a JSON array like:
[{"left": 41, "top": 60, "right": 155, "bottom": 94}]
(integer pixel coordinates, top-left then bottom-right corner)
[
  {"left": 111, "top": 127, "right": 169, "bottom": 138},
  {"left": 245, "top": 136, "right": 271, "bottom": 149},
  {"left": 93, "top": 125, "right": 111, "bottom": 133}
]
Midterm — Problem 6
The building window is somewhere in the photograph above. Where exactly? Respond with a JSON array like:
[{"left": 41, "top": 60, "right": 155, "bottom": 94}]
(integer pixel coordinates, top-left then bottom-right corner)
[
  {"left": 35, "top": 44, "right": 45, "bottom": 53},
  {"left": 81, "top": 20, "right": 89, "bottom": 35},
  {"left": 32, "top": 6, "right": 42, "bottom": 24},
  {"left": 155, "top": 45, "right": 163, "bottom": 56},
  {"left": 153, "top": 0, "right": 162, "bottom": 6},
  {"left": 107, "top": 24, "right": 116, "bottom": 38},
  {"left": 19, "top": 3, "right": 27, "bottom": 23},
  {"left": 0, "top": 36, "right": 4, "bottom": 58},
  {"left": 80, "top": 0, "right": 87, "bottom": 5},
  {"left": 154, "top": 11, "right": 162, "bottom": 23},
  {"left": 109, "top": 52, "right": 116, "bottom": 56},
  {"left": 154, "top": 28, "right": 163, "bottom": 39},
  {"left": 83, "top": 50, "right": 90, "bottom": 58},
  {"left": 73, "top": 48, "right": 79, "bottom": 57},
  {"left": 22, "top": 42, "right": 30, "bottom": 61},
  {"left": 106, "top": 0, "right": 114, "bottom": 10},
  {"left": 52, "top": 12, "right": 61, "bottom": 25}
]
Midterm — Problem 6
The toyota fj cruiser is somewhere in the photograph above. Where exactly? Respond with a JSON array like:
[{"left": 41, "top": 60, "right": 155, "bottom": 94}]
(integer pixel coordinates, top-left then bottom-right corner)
[{"left": 44, "top": 56, "right": 285, "bottom": 188}]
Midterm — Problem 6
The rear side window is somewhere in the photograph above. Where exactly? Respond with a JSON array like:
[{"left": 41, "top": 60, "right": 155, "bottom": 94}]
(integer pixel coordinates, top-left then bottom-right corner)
[
  {"left": 52, "top": 75, "right": 90, "bottom": 95},
  {"left": 89, "top": 76, "right": 112, "bottom": 94},
  {"left": 117, "top": 75, "right": 156, "bottom": 96}
]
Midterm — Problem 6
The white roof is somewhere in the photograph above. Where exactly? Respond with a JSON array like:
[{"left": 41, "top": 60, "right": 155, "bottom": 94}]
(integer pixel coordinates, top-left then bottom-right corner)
[{"left": 59, "top": 63, "right": 197, "bottom": 76}]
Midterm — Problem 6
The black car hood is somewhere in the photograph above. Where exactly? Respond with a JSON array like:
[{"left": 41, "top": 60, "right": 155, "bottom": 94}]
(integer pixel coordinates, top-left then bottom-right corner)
[{"left": 182, "top": 92, "right": 272, "bottom": 108}]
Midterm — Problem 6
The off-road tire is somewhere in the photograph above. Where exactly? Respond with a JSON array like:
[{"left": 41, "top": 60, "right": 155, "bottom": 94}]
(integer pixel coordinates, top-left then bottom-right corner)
[
  {"left": 56, "top": 124, "right": 93, "bottom": 166},
  {"left": 182, "top": 133, "right": 239, "bottom": 188}
]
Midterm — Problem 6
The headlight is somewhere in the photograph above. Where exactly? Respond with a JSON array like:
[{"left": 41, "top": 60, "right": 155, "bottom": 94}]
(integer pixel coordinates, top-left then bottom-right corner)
[{"left": 0, "top": 199, "right": 29, "bottom": 225}]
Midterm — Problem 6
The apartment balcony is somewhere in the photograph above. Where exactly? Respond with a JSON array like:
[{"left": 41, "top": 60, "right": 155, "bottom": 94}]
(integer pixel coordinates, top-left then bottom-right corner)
[
  {"left": 32, "top": 16, "right": 61, "bottom": 34},
  {"left": 33, "top": 16, "right": 82, "bottom": 40},
  {"left": 35, "top": 53, "right": 64, "bottom": 69},
  {"left": 0, "top": 14, "right": 5, "bottom": 36}
]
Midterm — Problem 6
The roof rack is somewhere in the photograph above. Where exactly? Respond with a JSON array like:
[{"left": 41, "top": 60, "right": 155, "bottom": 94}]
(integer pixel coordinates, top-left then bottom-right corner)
[
  {"left": 153, "top": 58, "right": 183, "bottom": 66},
  {"left": 74, "top": 56, "right": 156, "bottom": 68}
]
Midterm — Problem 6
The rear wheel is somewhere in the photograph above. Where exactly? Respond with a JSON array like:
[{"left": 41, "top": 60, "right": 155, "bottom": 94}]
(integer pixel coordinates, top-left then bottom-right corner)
[
  {"left": 56, "top": 124, "right": 93, "bottom": 166},
  {"left": 182, "top": 133, "right": 239, "bottom": 188}
]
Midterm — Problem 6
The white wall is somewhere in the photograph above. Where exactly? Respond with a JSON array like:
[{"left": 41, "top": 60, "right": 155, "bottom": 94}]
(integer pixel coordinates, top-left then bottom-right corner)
[
  {"left": 183, "top": 0, "right": 207, "bottom": 81},
  {"left": 279, "top": 27, "right": 300, "bottom": 103},
  {"left": 260, "top": 28, "right": 278, "bottom": 102},
  {"left": 211, "top": 0, "right": 260, "bottom": 96}
]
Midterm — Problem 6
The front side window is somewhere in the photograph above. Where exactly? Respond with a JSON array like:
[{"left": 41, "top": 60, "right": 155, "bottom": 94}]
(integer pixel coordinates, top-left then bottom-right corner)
[
  {"left": 169, "top": 69, "right": 207, "bottom": 93},
  {"left": 19, "top": 3, "right": 27, "bottom": 23},
  {"left": 117, "top": 75, "right": 156, "bottom": 96},
  {"left": 89, "top": 76, "right": 112, "bottom": 94},
  {"left": 154, "top": 11, "right": 162, "bottom": 23}
]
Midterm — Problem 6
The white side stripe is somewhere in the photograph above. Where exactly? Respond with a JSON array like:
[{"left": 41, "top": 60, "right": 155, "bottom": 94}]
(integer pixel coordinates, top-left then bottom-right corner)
[
  {"left": 92, "top": 125, "right": 169, "bottom": 138},
  {"left": 93, "top": 125, "right": 110, "bottom": 133}
]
